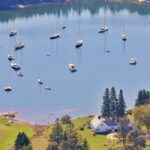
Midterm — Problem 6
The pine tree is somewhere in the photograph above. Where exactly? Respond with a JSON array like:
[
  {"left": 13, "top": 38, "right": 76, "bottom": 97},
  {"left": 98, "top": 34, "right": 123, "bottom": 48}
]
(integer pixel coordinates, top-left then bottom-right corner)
[
  {"left": 50, "top": 118, "right": 63, "bottom": 145},
  {"left": 81, "top": 139, "right": 90, "bottom": 150},
  {"left": 117, "top": 89, "right": 126, "bottom": 118},
  {"left": 101, "top": 88, "right": 111, "bottom": 118},
  {"left": 135, "top": 89, "right": 150, "bottom": 106},
  {"left": 118, "top": 117, "right": 130, "bottom": 146},
  {"left": 110, "top": 87, "right": 118, "bottom": 119},
  {"left": 15, "top": 132, "right": 30, "bottom": 150}
]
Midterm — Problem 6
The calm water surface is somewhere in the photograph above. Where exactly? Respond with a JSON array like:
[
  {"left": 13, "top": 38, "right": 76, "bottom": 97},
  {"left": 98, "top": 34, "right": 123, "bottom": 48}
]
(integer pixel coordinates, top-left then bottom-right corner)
[{"left": 0, "top": 0, "right": 150, "bottom": 124}]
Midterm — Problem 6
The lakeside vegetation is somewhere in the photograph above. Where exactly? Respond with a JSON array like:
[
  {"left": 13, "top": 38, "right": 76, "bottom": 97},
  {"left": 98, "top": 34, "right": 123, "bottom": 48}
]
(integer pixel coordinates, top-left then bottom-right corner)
[
  {"left": 1, "top": 87, "right": 150, "bottom": 150},
  {"left": 0, "top": 119, "right": 33, "bottom": 150},
  {"left": 1, "top": 88, "right": 150, "bottom": 149}
]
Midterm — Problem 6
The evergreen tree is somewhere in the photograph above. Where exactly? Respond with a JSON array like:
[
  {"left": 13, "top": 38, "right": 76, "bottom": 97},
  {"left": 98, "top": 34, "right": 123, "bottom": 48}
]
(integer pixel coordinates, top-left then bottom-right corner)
[
  {"left": 135, "top": 89, "right": 150, "bottom": 106},
  {"left": 50, "top": 118, "right": 63, "bottom": 145},
  {"left": 65, "top": 122, "right": 79, "bottom": 150},
  {"left": 127, "top": 128, "right": 146, "bottom": 149},
  {"left": 101, "top": 88, "right": 111, "bottom": 118},
  {"left": 81, "top": 139, "right": 90, "bottom": 150},
  {"left": 110, "top": 87, "right": 118, "bottom": 119},
  {"left": 60, "top": 131, "right": 70, "bottom": 150},
  {"left": 117, "top": 89, "right": 126, "bottom": 118},
  {"left": 15, "top": 132, "right": 30, "bottom": 150},
  {"left": 60, "top": 115, "right": 71, "bottom": 124},
  {"left": 47, "top": 142, "right": 58, "bottom": 150},
  {"left": 118, "top": 117, "right": 130, "bottom": 146}
]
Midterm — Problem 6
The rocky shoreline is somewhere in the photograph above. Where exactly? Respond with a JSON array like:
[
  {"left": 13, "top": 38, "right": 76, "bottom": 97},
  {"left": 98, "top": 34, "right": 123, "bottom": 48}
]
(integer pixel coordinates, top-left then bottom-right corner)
[{"left": 0, "top": 0, "right": 70, "bottom": 10}]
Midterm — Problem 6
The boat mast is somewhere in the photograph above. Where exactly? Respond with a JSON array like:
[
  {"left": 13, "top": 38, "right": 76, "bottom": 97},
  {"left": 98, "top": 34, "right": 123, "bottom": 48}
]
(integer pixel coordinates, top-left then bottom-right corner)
[{"left": 103, "top": 2, "right": 106, "bottom": 27}]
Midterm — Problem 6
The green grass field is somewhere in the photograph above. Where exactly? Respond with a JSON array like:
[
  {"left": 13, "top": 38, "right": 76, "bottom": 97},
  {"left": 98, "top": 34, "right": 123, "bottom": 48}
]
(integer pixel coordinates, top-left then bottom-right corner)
[
  {"left": 71, "top": 116, "right": 109, "bottom": 150},
  {"left": 48, "top": 116, "right": 115, "bottom": 150},
  {"left": 0, "top": 118, "right": 34, "bottom": 150}
]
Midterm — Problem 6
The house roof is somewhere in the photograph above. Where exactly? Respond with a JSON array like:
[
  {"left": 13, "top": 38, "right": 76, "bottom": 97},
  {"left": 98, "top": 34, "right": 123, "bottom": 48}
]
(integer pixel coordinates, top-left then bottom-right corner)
[
  {"left": 91, "top": 116, "right": 105, "bottom": 128},
  {"left": 104, "top": 120, "right": 118, "bottom": 127},
  {"left": 91, "top": 116, "right": 118, "bottom": 128}
]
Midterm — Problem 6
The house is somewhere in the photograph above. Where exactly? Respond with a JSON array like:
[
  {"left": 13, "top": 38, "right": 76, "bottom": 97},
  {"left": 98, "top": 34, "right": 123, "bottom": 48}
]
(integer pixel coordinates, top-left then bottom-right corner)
[{"left": 90, "top": 116, "right": 118, "bottom": 133}]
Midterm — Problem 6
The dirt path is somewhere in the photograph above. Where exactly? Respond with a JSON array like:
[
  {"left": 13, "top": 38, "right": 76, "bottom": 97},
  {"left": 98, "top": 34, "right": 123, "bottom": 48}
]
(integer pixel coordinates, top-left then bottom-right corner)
[
  {"left": 31, "top": 125, "right": 50, "bottom": 150},
  {"left": 107, "top": 133, "right": 118, "bottom": 140}
]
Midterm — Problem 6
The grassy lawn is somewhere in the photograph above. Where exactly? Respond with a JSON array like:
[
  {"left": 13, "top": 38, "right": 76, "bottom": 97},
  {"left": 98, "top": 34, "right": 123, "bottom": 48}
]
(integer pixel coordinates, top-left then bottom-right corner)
[
  {"left": 31, "top": 125, "right": 50, "bottom": 150},
  {"left": 48, "top": 116, "right": 116, "bottom": 150},
  {"left": 0, "top": 118, "right": 34, "bottom": 150},
  {"left": 71, "top": 116, "right": 110, "bottom": 150}
]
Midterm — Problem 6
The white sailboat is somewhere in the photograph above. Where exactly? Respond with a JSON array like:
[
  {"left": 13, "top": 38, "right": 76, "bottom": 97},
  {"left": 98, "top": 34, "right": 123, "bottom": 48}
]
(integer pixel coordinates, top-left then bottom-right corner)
[
  {"left": 37, "top": 71, "right": 43, "bottom": 84},
  {"left": 9, "top": 28, "right": 17, "bottom": 37},
  {"left": 69, "top": 64, "right": 77, "bottom": 72},
  {"left": 122, "top": 34, "right": 127, "bottom": 41},
  {"left": 130, "top": 57, "right": 137, "bottom": 65},
  {"left": 4, "top": 86, "right": 12, "bottom": 92},
  {"left": 98, "top": 5, "right": 108, "bottom": 34},
  {"left": 121, "top": 12, "right": 127, "bottom": 41},
  {"left": 75, "top": 40, "right": 83, "bottom": 48},
  {"left": 8, "top": 54, "right": 15, "bottom": 61},
  {"left": 15, "top": 30, "right": 25, "bottom": 50}
]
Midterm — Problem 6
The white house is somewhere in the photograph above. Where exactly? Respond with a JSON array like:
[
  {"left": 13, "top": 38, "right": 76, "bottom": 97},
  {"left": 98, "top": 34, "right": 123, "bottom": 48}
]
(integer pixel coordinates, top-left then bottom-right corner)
[{"left": 90, "top": 116, "right": 118, "bottom": 133}]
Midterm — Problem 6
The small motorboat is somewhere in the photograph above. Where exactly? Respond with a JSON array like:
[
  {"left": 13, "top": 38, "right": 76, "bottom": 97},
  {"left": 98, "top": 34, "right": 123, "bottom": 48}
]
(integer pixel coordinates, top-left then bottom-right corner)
[
  {"left": 8, "top": 54, "right": 15, "bottom": 61},
  {"left": 9, "top": 29, "right": 17, "bottom": 37},
  {"left": 130, "top": 57, "right": 137, "bottom": 65},
  {"left": 4, "top": 86, "right": 12, "bottom": 92},
  {"left": 122, "top": 34, "right": 127, "bottom": 41},
  {"left": 17, "top": 72, "right": 23, "bottom": 77},
  {"left": 15, "top": 42, "right": 25, "bottom": 50},
  {"left": 44, "top": 86, "right": 52, "bottom": 91},
  {"left": 69, "top": 64, "right": 77, "bottom": 72},
  {"left": 50, "top": 33, "right": 60, "bottom": 40},
  {"left": 11, "top": 63, "right": 21, "bottom": 71},
  {"left": 62, "top": 25, "right": 66, "bottom": 30},
  {"left": 106, "top": 50, "right": 110, "bottom": 53},
  {"left": 75, "top": 40, "right": 83, "bottom": 48},
  {"left": 38, "top": 78, "right": 43, "bottom": 84},
  {"left": 98, "top": 26, "right": 108, "bottom": 33},
  {"left": 46, "top": 53, "right": 51, "bottom": 56}
]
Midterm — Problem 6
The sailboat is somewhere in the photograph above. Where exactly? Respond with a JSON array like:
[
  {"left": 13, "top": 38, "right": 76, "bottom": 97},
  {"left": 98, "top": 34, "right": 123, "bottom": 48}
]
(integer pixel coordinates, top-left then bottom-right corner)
[
  {"left": 98, "top": 5, "right": 108, "bottom": 34},
  {"left": 37, "top": 71, "right": 43, "bottom": 84},
  {"left": 130, "top": 57, "right": 137, "bottom": 65},
  {"left": 9, "top": 27, "right": 17, "bottom": 37},
  {"left": 75, "top": 40, "right": 83, "bottom": 48},
  {"left": 8, "top": 54, "right": 15, "bottom": 61},
  {"left": 15, "top": 30, "right": 25, "bottom": 50},
  {"left": 11, "top": 62, "right": 21, "bottom": 71},
  {"left": 121, "top": 12, "right": 127, "bottom": 41},
  {"left": 122, "top": 34, "right": 127, "bottom": 41},
  {"left": 4, "top": 86, "right": 12, "bottom": 92}
]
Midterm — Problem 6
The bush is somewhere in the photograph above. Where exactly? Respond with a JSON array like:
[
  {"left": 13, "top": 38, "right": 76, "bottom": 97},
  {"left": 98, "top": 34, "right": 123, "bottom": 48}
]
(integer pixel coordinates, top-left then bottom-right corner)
[
  {"left": 126, "top": 109, "right": 132, "bottom": 115},
  {"left": 86, "top": 120, "right": 91, "bottom": 129},
  {"left": 22, "top": 145, "right": 33, "bottom": 150},
  {"left": 60, "top": 115, "right": 71, "bottom": 124},
  {"left": 79, "top": 126, "right": 84, "bottom": 131}
]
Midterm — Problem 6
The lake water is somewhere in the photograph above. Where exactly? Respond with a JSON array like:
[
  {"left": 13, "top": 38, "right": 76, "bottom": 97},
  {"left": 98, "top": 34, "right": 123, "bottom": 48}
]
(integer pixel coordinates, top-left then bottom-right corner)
[{"left": 0, "top": 0, "right": 150, "bottom": 124}]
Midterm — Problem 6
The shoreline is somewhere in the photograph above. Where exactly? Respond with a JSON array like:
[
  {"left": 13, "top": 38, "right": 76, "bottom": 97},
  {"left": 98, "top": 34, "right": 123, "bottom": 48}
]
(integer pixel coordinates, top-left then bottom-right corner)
[
  {"left": 0, "top": 114, "right": 94, "bottom": 126},
  {"left": 0, "top": 0, "right": 149, "bottom": 11},
  {"left": 0, "top": 0, "right": 71, "bottom": 10}
]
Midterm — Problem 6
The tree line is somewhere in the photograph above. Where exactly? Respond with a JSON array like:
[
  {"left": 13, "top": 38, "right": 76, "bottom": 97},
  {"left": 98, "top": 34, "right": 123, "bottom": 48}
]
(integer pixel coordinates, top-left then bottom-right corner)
[
  {"left": 47, "top": 118, "right": 89, "bottom": 150},
  {"left": 101, "top": 87, "right": 126, "bottom": 119}
]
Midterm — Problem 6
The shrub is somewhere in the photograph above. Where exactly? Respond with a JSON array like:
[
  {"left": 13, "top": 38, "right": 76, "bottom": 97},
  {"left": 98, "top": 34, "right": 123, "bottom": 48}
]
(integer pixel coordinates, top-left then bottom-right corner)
[{"left": 60, "top": 115, "right": 71, "bottom": 124}]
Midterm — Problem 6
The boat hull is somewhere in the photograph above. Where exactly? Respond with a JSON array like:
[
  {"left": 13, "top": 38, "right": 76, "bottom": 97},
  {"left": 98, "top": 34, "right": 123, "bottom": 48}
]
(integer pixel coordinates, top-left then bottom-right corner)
[
  {"left": 76, "top": 43, "right": 83, "bottom": 48},
  {"left": 15, "top": 45, "right": 24, "bottom": 50},
  {"left": 50, "top": 35, "right": 60, "bottom": 40}
]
